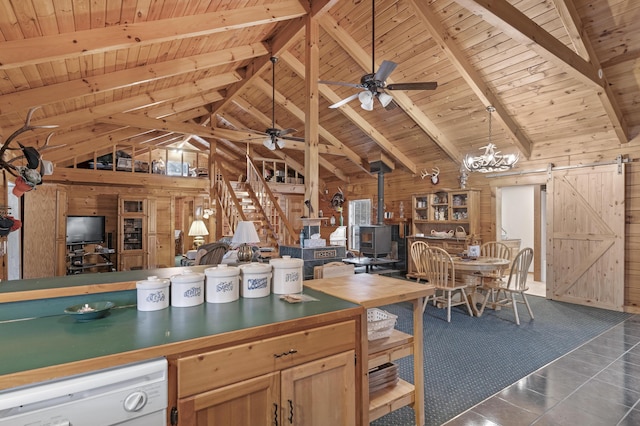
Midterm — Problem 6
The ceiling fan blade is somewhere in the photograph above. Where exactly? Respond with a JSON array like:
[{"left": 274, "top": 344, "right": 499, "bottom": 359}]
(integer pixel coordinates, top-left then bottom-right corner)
[
  {"left": 278, "top": 128, "right": 298, "bottom": 137},
  {"left": 319, "top": 80, "right": 364, "bottom": 89},
  {"left": 386, "top": 82, "right": 438, "bottom": 90},
  {"left": 328, "top": 93, "right": 360, "bottom": 109},
  {"left": 282, "top": 135, "right": 305, "bottom": 142},
  {"left": 374, "top": 60, "right": 398, "bottom": 82}
]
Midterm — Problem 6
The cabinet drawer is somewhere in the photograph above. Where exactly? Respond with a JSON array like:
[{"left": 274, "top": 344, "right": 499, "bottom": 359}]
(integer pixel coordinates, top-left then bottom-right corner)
[{"left": 176, "top": 320, "right": 356, "bottom": 397}]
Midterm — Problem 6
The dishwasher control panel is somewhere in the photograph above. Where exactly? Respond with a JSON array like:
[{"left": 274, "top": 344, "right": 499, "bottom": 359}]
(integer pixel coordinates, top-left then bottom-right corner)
[{"left": 0, "top": 358, "right": 168, "bottom": 426}]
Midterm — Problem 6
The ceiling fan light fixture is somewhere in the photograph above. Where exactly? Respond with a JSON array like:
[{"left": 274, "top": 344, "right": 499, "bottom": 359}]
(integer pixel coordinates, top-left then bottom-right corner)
[
  {"left": 276, "top": 138, "right": 285, "bottom": 149},
  {"left": 263, "top": 137, "right": 276, "bottom": 151},
  {"left": 378, "top": 92, "right": 393, "bottom": 107},
  {"left": 359, "top": 91, "right": 374, "bottom": 110}
]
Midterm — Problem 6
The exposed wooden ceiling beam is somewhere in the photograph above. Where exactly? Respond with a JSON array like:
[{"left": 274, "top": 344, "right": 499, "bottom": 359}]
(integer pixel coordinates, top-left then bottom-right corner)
[
  {"left": 551, "top": 0, "right": 590, "bottom": 61},
  {"left": 454, "top": 0, "right": 628, "bottom": 143},
  {"left": 12, "top": 73, "right": 238, "bottom": 133},
  {"left": 319, "top": 13, "right": 460, "bottom": 170},
  {"left": 409, "top": 0, "right": 532, "bottom": 159},
  {"left": 0, "top": 43, "right": 268, "bottom": 117},
  {"left": 0, "top": 2, "right": 306, "bottom": 69}
]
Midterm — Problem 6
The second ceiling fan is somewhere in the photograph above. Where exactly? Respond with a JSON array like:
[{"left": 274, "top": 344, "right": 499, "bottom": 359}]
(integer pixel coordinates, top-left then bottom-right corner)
[
  {"left": 320, "top": 0, "right": 438, "bottom": 110},
  {"left": 252, "top": 56, "right": 303, "bottom": 150}
]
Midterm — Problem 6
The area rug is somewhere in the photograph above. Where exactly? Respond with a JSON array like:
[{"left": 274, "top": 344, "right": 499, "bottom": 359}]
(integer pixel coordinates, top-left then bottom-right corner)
[{"left": 370, "top": 295, "right": 632, "bottom": 426}]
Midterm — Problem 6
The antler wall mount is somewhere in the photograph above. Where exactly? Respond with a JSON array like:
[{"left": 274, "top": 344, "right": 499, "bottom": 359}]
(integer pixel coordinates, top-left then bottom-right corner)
[{"left": 0, "top": 106, "right": 58, "bottom": 197}]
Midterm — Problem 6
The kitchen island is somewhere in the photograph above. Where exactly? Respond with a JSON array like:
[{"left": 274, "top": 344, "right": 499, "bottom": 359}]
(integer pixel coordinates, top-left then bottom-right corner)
[{"left": 0, "top": 266, "right": 364, "bottom": 425}]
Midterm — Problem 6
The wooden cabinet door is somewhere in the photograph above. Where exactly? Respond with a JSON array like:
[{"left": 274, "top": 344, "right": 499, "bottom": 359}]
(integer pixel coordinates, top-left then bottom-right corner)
[
  {"left": 280, "top": 351, "right": 356, "bottom": 426},
  {"left": 178, "top": 372, "right": 279, "bottom": 426}
]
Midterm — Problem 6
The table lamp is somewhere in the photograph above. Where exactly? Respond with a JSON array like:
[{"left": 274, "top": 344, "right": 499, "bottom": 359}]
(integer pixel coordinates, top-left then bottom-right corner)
[
  {"left": 188, "top": 219, "right": 209, "bottom": 249},
  {"left": 232, "top": 221, "right": 260, "bottom": 262}
]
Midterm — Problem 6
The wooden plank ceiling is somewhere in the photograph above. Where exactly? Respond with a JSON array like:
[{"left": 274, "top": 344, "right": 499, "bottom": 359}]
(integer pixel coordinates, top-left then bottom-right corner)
[{"left": 0, "top": 0, "right": 637, "bottom": 183}]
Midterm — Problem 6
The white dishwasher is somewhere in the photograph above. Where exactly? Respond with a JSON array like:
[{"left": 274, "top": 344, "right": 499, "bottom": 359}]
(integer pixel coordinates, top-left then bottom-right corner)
[{"left": 0, "top": 358, "right": 168, "bottom": 426}]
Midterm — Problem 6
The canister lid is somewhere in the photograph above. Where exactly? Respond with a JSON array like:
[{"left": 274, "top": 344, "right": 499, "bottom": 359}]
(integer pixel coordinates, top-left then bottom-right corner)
[
  {"left": 270, "top": 255, "right": 303, "bottom": 268},
  {"left": 136, "top": 275, "right": 169, "bottom": 290},
  {"left": 205, "top": 263, "right": 240, "bottom": 277},
  {"left": 239, "top": 262, "right": 272, "bottom": 273},
  {"left": 171, "top": 269, "right": 205, "bottom": 283}
]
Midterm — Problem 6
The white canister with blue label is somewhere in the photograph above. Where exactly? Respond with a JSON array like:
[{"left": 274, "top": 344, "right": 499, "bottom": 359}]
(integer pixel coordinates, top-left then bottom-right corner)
[
  {"left": 170, "top": 269, "right": 205, "bottom": 307},
  {"left": 269, "top": 256, "right": 303, "bottom": 294},
  {"left": 239, "top": 263, "right": 272, "bottom": 298},
  {"left": 136, "top": 276, "right": 170, "bottom": 311},
  {"left": 205, "top": 264, "right": 240, "bottom": 303}
]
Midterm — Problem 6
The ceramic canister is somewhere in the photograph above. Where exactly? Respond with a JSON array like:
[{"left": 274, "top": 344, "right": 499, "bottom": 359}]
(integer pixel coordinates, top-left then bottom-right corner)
[
  {"left": 239, "top": 263, "right": 272, "bottom": 298},
  {"left": 170, "top": 269, "right": 205, "bottom": 307},
  {"left": 136, "top": 275, "right": 170, "bottom": 311},
  {"left": 269, "top": 256, "right": 303, "bottom": 294},
  {"left": 204, "top": 264, "right": 240, "bottom": 303}
]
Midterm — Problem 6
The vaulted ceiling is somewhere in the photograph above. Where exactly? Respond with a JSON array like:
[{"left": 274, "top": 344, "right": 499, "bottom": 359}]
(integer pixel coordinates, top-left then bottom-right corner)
[{"left": 0, "top": 0, "right": 638, "bottom": 183}]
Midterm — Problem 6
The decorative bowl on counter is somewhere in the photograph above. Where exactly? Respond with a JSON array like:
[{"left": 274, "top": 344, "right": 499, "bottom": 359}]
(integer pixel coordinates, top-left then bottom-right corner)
[{"left": 64, "top": 301, "right": 115, "bottom": 321}]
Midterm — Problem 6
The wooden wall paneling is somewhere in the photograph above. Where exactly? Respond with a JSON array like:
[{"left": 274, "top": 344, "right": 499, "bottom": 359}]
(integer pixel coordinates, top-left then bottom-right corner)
[
  {"left": 55, "top": 187, "right": 68, "bottom": 276},
  {"left": 147, "top": 198, "right": 158, "bottom": 268},
  {"left": 152, "top": 197, "right": 174, "bottom": 268},
  {"left": 23, "top": 184, "right": 59, "bottom": 279}
]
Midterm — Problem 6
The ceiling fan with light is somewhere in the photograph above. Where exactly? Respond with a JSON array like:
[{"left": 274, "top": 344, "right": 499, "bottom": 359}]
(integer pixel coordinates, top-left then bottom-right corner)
[
  {"left": 248, "top": 56, "right": 304, "bottom": 150},
  {"left": 320, "top": 0, "right": 438, "bottom": 111}
]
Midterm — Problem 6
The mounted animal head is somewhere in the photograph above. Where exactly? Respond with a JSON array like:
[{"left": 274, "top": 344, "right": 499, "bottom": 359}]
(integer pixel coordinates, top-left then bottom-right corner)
[
  {"left": 420, "top": 167, "right": 440, "bottom": 185},
  {"left": 0, "top": 106, "right": 58, "bottom": 196},
  {"left": 330, "top": 187, "right": 346, "bottom": 210}
]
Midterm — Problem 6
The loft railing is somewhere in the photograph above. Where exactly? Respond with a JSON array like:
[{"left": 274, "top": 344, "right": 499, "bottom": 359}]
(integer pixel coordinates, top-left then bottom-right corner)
[{"left": 68, "top": 144, "right": 209, "bottom": 177}]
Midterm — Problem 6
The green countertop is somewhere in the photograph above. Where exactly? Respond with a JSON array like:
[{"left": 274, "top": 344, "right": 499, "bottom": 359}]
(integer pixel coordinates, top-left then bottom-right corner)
[
  {"left": 0, "top": 288, "right": 358, "bottom": 379},
  {"left": 0, "top": 266, "right": 362, "bottom": 389}
]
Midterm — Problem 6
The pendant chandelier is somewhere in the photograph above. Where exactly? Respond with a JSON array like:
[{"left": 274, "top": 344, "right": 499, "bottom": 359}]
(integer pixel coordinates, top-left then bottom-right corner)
[{"left": 463, "top": 106, "right": 519, "bottom": 173}]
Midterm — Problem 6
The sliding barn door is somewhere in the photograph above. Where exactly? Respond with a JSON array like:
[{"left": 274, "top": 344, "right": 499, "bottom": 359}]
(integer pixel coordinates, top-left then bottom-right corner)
[{"left": 547, "top": 164, "right": 625, "bottom": 310}]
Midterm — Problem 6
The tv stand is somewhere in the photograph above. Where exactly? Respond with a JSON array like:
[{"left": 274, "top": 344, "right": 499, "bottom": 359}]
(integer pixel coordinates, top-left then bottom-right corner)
[{"left": 66, "top": 243, "right": 116, "bottom": 275}]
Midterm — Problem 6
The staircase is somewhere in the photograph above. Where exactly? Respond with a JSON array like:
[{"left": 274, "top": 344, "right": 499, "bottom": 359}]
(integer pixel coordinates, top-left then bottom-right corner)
[{"left": 214, "top": 156, "right": 297, "bottom": 248}]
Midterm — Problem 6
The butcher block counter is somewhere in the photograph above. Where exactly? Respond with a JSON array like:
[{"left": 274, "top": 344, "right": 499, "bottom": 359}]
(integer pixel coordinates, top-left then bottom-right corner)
[{"left": 0, "top": 266, "right": 363, "bottom": 396}]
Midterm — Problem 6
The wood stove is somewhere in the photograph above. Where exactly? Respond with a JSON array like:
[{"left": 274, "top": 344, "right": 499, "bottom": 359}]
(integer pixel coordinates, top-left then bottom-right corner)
[{"left": 359, "top": 225, "right": 391, "bottom": 258}]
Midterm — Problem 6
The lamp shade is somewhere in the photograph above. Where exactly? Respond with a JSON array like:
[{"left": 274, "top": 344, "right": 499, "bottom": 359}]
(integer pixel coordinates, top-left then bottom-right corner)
[
  {"left": 188, "top": 219, "right": 209, "bottom": 237},
  {"left": 231, "top": 221, "right": 260, "bottom": 245},
  {"left": 378, "top": 92, "right": 393, "bottom": 107},
  {"left": 358, "top": 91, "right": 374, "bottom": 111}
]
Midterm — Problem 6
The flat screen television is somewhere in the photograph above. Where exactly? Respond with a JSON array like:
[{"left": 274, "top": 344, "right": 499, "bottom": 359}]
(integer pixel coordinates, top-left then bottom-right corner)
[{"left": 66, "top": 215, "right": 106, "bottom": 245}]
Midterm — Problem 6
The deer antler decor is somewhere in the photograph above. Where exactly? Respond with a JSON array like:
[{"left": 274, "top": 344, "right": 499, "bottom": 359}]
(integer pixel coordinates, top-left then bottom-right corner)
[
  {"left": 420, "top": 167, "right": 440, "bottom": 185},
  {"left": 0, "top": 107, "right": 58, "bottom": 197}
]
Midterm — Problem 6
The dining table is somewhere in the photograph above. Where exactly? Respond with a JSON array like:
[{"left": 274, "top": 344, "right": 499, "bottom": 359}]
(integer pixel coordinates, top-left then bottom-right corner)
[{"left": 451, "top": 256, "right": 510, "bottom": 316}]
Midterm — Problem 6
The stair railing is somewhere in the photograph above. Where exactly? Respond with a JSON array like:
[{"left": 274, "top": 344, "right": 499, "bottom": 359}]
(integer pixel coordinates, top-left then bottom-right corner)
[
  {"left": 213, "top": 159, "right": 247, "bottom": 235},
  {"left": 245, "top": 156, "right": 297, "bottom": 246}
]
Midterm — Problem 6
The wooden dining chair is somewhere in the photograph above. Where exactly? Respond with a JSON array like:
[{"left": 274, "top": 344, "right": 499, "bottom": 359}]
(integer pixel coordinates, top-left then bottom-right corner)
[
  {"left": 479, "top": 241, "right": 512, "bottom": 302},
  {"left": 423, "top": 246, "right": 474, "bottom": 322},
  {"left": 409, "top": 240, "right": 430, "bottom": 283},
  {"left": 478, "top": 247, "right": 534, "bottom": 325}
]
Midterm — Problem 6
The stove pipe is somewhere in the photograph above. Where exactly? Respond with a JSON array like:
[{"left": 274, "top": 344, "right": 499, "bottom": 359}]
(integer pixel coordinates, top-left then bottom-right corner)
[{"left": 377, "top": 171, "right": 384, "bottom": 225}]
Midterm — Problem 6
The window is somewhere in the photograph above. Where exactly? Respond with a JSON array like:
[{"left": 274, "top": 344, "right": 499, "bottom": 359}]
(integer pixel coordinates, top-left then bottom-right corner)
[{"left": 348, "top": 199, "right": 371, "bottom": 251}]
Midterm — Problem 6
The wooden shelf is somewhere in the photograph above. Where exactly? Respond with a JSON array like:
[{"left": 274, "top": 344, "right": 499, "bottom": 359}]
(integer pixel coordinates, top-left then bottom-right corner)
[
  {"left": 303, "top": 274, "right": 432, "bottom": 425},
  {"left": 369, "top": 379, "right": 415, "bottom": 421},
  {"left": 368, "top": 330, "right": 413, "bottom": 369}
]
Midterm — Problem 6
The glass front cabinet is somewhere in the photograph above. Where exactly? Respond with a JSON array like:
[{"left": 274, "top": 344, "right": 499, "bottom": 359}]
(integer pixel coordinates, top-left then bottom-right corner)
[{"left": 118, "top": 197, "right": 148, "bottom": 271}]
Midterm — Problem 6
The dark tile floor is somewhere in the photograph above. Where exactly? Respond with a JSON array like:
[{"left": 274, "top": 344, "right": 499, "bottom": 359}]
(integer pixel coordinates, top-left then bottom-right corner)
[{"left": 445, "top": 315, "right": 640, "bottom": 426}]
